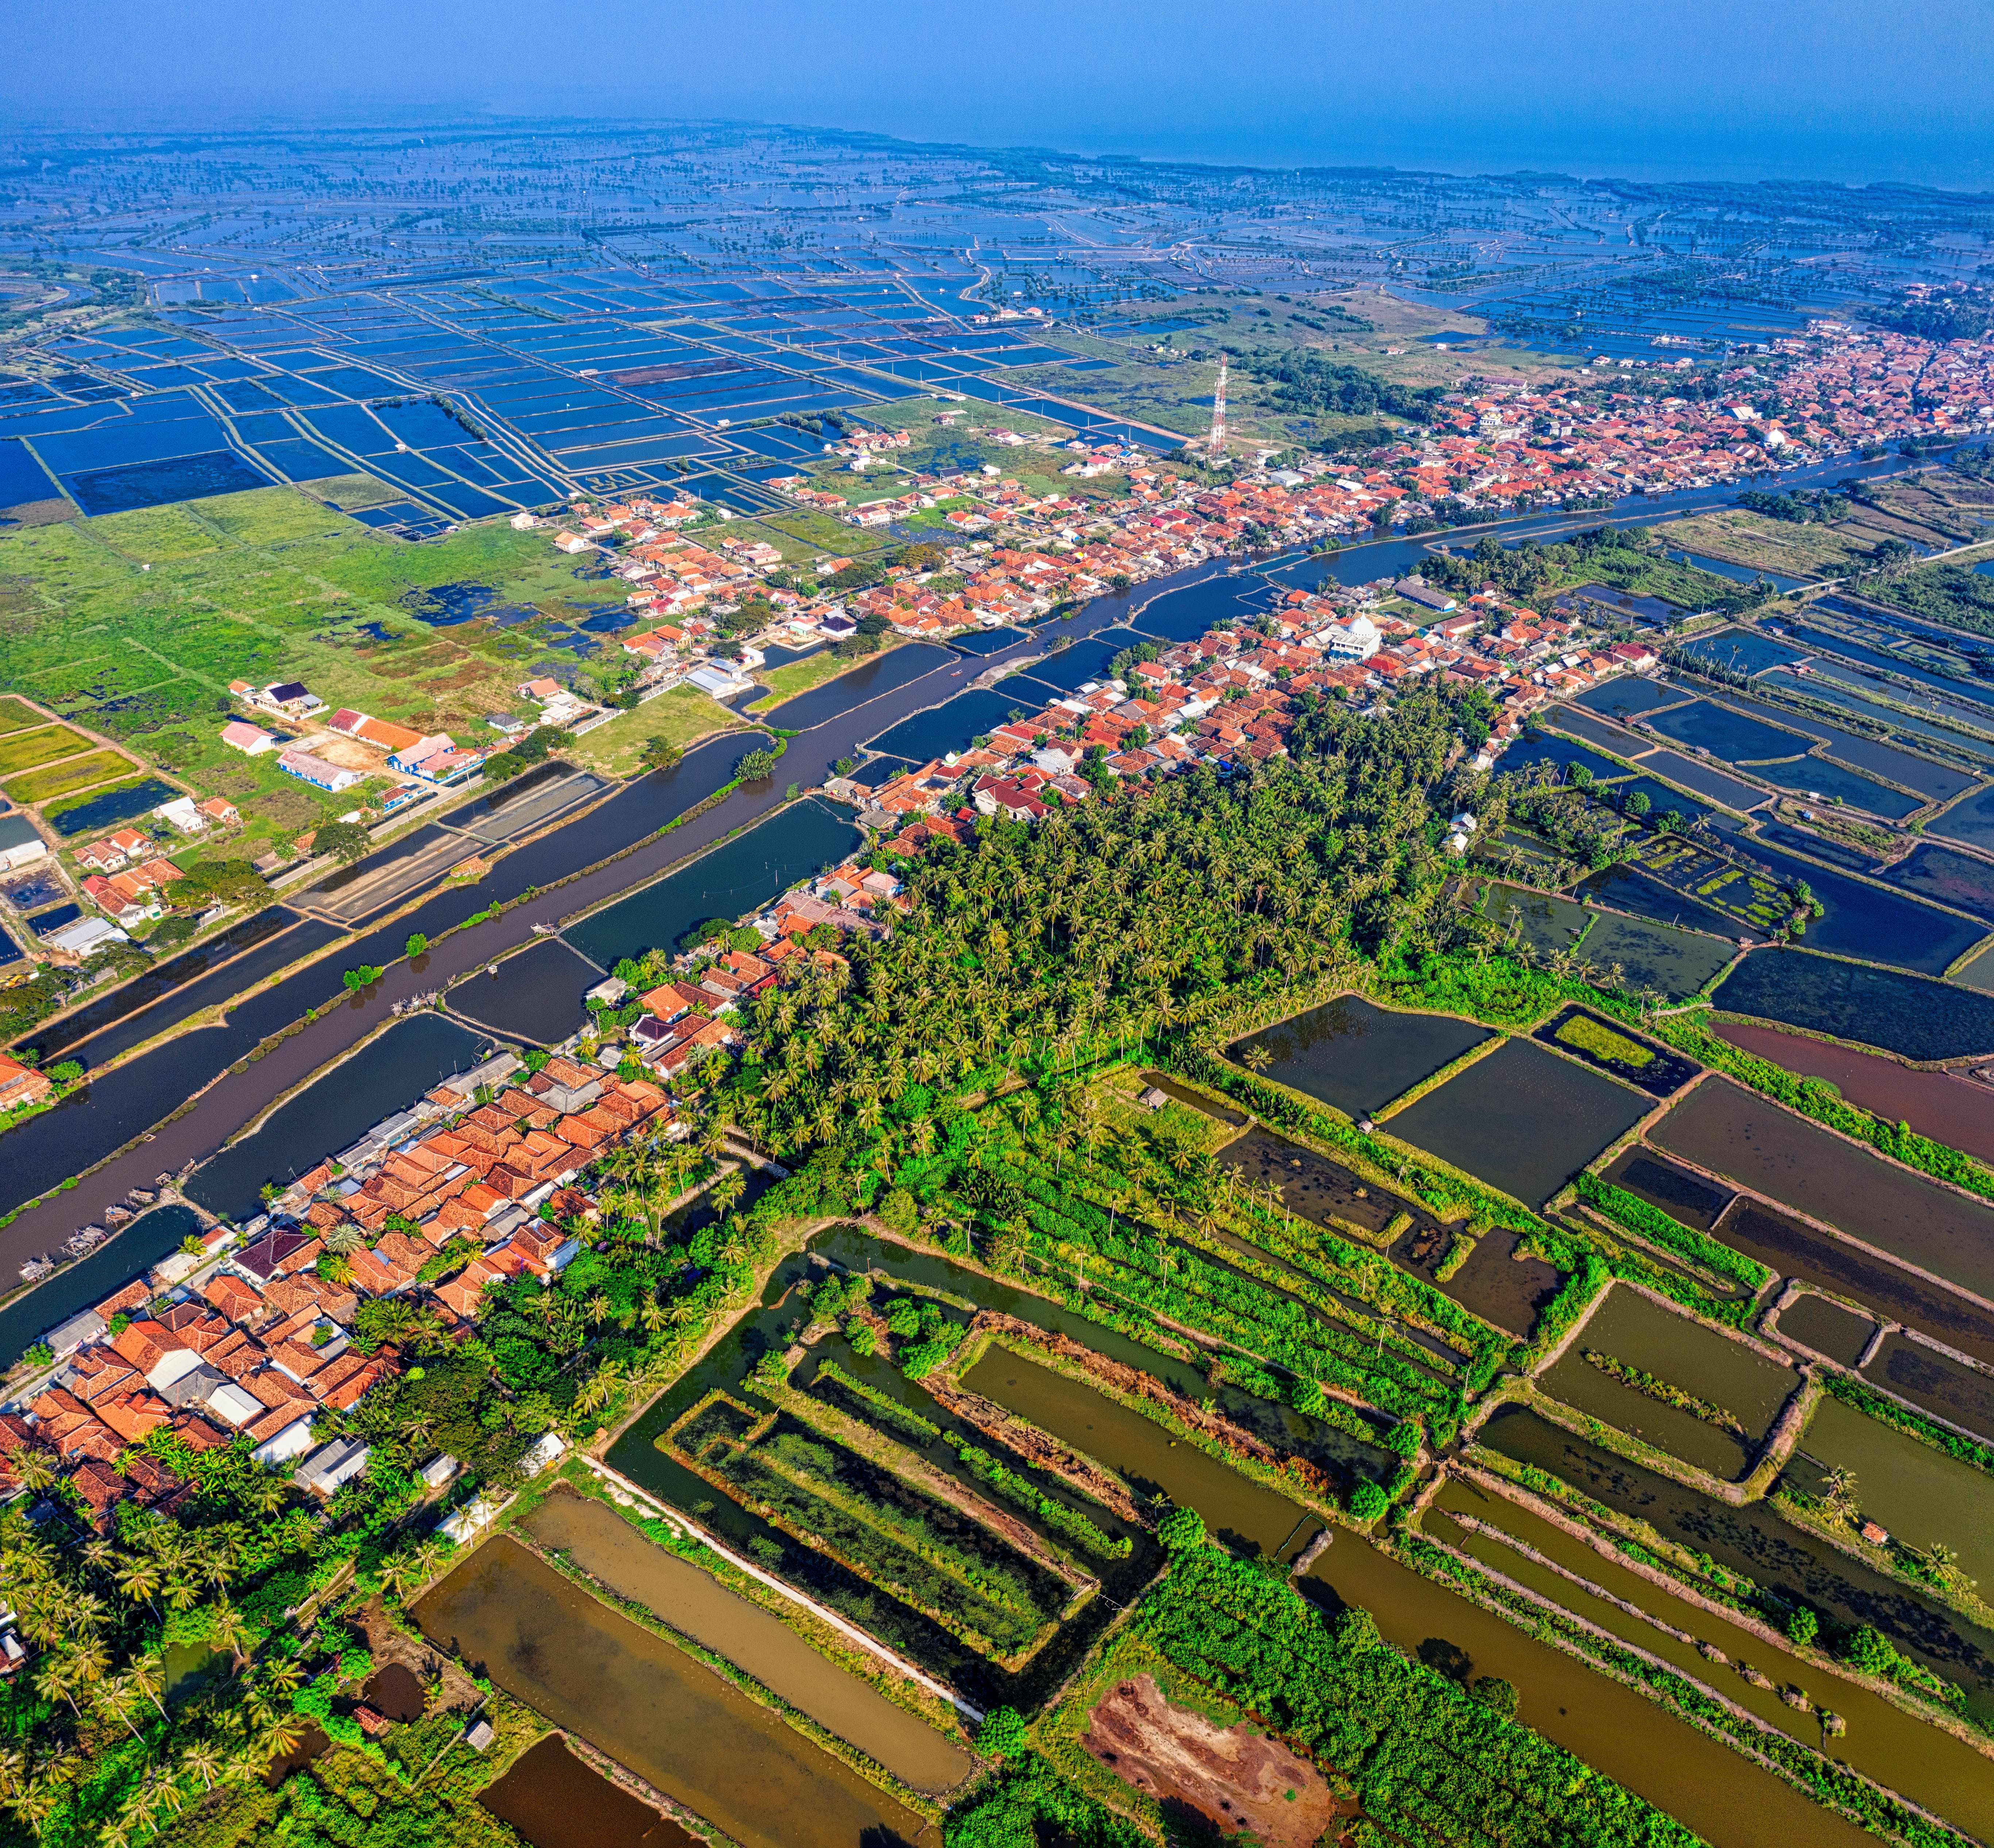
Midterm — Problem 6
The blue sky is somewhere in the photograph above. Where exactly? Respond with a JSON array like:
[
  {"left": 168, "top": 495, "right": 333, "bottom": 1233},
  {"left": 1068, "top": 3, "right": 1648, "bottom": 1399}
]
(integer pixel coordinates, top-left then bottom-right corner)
[{"left": 7, "top": 0, "right": 1993, "bottom": 189}]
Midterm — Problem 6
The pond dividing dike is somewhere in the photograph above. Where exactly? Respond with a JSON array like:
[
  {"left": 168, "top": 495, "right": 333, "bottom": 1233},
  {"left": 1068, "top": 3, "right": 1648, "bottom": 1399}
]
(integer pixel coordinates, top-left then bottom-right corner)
[{"left": 576, "top": 1217, "right": 1989, "bottom": 1848}]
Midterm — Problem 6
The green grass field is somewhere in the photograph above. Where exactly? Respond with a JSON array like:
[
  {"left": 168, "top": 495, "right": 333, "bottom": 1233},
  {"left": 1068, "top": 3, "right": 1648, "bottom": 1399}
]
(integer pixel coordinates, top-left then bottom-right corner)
[
  {"left": 560, "top": 685, "right": 745, "bottom": 779},
  {"left": 0, "top": 492, "right": 653, "bottom": 848},
  {"left": 0, "top": 724, "right": 95, "bottom": 775},
  {"left": 5, "top": 748, "right": 138, "bottom": 803}
]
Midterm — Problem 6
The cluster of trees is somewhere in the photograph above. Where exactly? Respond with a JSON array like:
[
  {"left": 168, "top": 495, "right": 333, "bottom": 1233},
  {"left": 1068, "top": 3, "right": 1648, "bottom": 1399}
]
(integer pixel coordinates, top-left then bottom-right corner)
[
  {"left": 1737, "top": 487, "right": 1851, "bottom": 526},
  {"left": 1134, "top": 1535, "right": 1698, "bottom": 1846},
  {"left": 480, "top": 724, "right": 566, "bottom": 784},
  {"left": 1861, "top": 285, "right": 1994, "bottom": 345},
  {"left": 1235, "top": 350, "right": 1446, "bottom": 424}
]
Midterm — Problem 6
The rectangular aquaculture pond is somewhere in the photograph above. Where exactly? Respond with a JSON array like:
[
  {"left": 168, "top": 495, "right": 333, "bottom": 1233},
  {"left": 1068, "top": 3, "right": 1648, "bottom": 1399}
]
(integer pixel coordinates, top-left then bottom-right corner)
[
  {"left": 1231, "top": 995, "right": 1493, "bottom": 1119},
  {"left": 1655, "top": 1077, "right": 1994, "bottom": 1304},
  {"left": 1533, "top": 1006, "right": 1697, "bottom": 1096},
  {"left": 1383, "top": 1038, "right": 1652, "bottom": 1208},
  {"left": 1536, "top": 1283, "right": 1797, "bottom": 1480}
]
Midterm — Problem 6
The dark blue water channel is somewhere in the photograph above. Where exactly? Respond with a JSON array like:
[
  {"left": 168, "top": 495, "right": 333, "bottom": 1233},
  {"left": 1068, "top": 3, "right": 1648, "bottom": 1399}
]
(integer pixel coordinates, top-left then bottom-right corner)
[
  {"left": 0, "top": 1203, "right": 202, "bottom": 1370},
  {"left": 186, "top": 1013, "right": 492, "bottom": 1221},
  {"left": 757, "top": 644, "right": 953, "bottom": 732},
  {"left": 565, "top": 797, "right": 860, "bottom": 970}
]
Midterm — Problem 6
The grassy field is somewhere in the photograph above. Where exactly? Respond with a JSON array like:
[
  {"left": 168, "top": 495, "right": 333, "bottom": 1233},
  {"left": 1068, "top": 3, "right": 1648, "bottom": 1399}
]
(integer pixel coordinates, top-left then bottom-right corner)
[
  {"left": 747, "top": 634, "right": 912, "bottom": 710},
  {"left": 1660, "top": 509, "right": 1867, "bottom": 576},
  {"left": 5, "top": 747, "right": 138, "bottom": 803},
  {"left": 759, "top": 508, "right": 895, "bottom": 557},
  {"left": 559, "top": 685, "right": 744, "bottom": 779},
  {"left": 0, "top": 723, "right": 95, "bottom": 775},
  {"left": 0, "top": 486, "right": 650, "bottom": 859},
  {"left": 0, "top": 697, "right": 48, "bottom": 736}
]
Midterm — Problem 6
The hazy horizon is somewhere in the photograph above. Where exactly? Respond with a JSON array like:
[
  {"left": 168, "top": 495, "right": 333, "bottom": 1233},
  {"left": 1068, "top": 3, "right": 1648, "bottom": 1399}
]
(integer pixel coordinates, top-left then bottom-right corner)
[{"left": 5, "top": 0, "right": 1993, "bottom": 194}]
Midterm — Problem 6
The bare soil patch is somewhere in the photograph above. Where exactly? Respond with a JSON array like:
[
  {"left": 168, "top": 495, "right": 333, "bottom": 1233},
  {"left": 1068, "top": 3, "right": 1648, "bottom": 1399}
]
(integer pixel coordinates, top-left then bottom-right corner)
[{"left": 1082, "top": 1672, "right": 1341, "bottom": 1848}]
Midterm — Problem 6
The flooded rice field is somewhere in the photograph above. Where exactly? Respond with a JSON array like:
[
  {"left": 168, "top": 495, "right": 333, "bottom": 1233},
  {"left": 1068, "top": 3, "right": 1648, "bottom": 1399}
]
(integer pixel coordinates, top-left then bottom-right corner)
[
  {"left": 1654, "top": 1077, "right": 1994, "bottom": 1304},
  {"left": 1477, "top": 1405, "right": 1994, "bottom": 1718},
  {"left": 1537, "top": 1285, "right": 1797, "bottom": 1481},
  {"left": 416, "top": 1537, "right": 936, "bottom": 1848},
  {"left": 522, "top": 1489, "right": 974, "bottom": 1796},
  {"left": 1429, "top": 1476, "right": 1994, "bottom": 1843},
  {"left": 1532, "top": 1005, "right": 1698, "bottom": 1096},
  {"left": 450, "top": 938, "right": 598, "bottom": 1045},
  {"left": 480, "top": 1733, "right": 696, "bottom": 1848},
  {"left": 1863, "top": 1335, "right": 1994, "bottom": 1444},
  {"left": 1774, "top": 1293, "right": 1877, "bottom": 1368},
  {"left": 186, "top": 1013, "right": 492, "bottom": 1221},
  {"left": 1384, "top": 1037, "right": 1651, "bottom": 1208},
  {"left": 1230, "top": 996, "right": 1492, "bottom": 1119},
  {"left": 1712, "top": 1021, "right": 1994, "bottom": 1164},
  {"left": 1713, "top": 945, "right": 1994, "bottom": 1060},
  {"left": 566, "top": 799, "right": 861, "bottom": 971},
  {"left": 1795, "top": 1395, "right": 1994, "bottom": 1591}
]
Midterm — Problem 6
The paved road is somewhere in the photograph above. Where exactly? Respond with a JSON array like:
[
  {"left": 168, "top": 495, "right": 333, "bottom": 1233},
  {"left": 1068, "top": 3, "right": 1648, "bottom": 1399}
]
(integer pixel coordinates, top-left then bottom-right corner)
[{"left": 0, "top": 572, "right": 1189, "bottom": 1286}]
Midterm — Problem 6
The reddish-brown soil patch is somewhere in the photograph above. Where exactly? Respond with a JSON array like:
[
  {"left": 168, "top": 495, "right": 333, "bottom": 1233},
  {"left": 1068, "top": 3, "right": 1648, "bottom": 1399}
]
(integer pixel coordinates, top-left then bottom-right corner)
[
  {"left": 1713, "top": 1023, "right": 1994, "bottom": 1163},
  {"left": 1082, "top": 1673, "right": 1341, "bottom": 1848}
]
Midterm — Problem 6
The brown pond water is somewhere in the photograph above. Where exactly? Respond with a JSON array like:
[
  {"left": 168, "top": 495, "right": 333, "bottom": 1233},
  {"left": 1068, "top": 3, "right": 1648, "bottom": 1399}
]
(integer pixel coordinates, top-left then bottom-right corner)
[
  {"left": 1712, "top": 1192, "right": 1994, "bottom": 1370},
  {"left": 481, "top": 1733, "right": 694, "bottom": 1848},
  {"left": 416, "top": 1537, "right": 937, "bottom": 1848},
  {"left": 1403, "top": 1225, "right": 1565, "bottom": 1340},
  {"left": 1479, "top": 1405, "right": 1994, "bottom": 1720},
  {"left": 962, "top": 1348, "right": 1315, "bottom": 1562},
  {"left": 523, "top": 1488, "right": 975, "bottom": 1797},
  {"left": 1604, "top": 1147, "right": 1736, "bottom": 1233},
  {"left": 1431, "top": 1476, "right": 1994, "bottom": 1844},
  {"left": 361, "top": 1661, "right": 425, "bottom": 1723},
  {"left": 1655, "top": 1077, "right": 1994, "bottom": 1304},
  {"left": 1775, "top": 1294, "right": 1877, "bottom": 1369},
  {"left": 1714, "top": 1023, "right": 1994, "bottom": 1165},
  {"left": 1302, "top": 1519, "right": 1873, "bottom": 1848},
  {"left": 1796, "top": 1395, "right": 1994, "bottom": 1590},
  {"left": 966, "top": 1345, "right": 1879, "bottom": 1848},
  {"left": 1537, "top": 1285, "right": 1798, "bottom": 1481},
  {"left": 1863, "top": 1334, "right": 1994, "bottom": 1444}
]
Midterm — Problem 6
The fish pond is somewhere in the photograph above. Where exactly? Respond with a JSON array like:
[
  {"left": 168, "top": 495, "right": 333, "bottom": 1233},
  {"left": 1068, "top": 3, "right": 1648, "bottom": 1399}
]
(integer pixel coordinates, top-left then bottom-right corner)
[
  {"left": 1863, "top": 1335, "right": 1994, "bottom": 1445},
  {"left": 416, "top": 1537, "right": 938, "bottom": 1848},
  {"left": 1883, "top": 840, "right": 1994, "bottom": 924},
  {"left": 1231, "top": 996, "right": 1492, "bottom": 1119},
  {"left": 1532, "top": 1006, "right": 1698, "bottom": 1097},
  {"left": 1536, "top": 1284, "right": 1797, "bottom": 1481},
  {"left": 449, "top": 939, "right": 598, "bottom": 1046},
  {"left": 566, "top": 799, "right": 860, "bottom": 970},
  {"left": 186, "top": 1013, "right": 492, "bottom": 1221},
  {"left": 1774, "top": 1292, "right": 1877, "bottom": 1368},
  {"left": 1712, "top": 1021, "right": 1994, "bottom": 1164},
  {"left": 1712, "top": 948, "right": 1994, "bottom": 1060},
  {"left": 1932, "top": 782, "right": 1994, "bottom": 850},
  {"left": 480, "top": 1734, "right": 695, "bottom": 1848},
  {"left": 1477, "top": 1404, "right": 1994, "bottom": 1718},
  {"left": 1429, "top": 1474, "right": 1994, "bottom": 1845},
  {"left": 1793, "top": 1394, "right": 1994, "bottom": 1591},
  {"left": 1384, "top": 1038, "right": 1651, "bottom": 1208},
  {"left": 1655, "top": 1076, "right": 1994, "bottom": 1303},
  {"left": 522, "top": 1488, "right": 975, "bottom": 1796}
]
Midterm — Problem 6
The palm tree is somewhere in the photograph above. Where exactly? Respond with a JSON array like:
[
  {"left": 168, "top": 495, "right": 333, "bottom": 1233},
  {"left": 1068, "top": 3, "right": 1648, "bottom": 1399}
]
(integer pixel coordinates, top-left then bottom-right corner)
[{"left": 181, "top": 1739, "right": 223, "bottom": 1791}]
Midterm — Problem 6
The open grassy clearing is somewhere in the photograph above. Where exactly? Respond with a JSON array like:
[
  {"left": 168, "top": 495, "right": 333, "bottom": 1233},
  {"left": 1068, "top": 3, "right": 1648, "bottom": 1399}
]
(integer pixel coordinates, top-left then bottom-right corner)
[
  {"left": 0, "top": 696, "right": 49, "bottom": 736},
  {"left": 558, "top": 684, "right": 744, "bottom": 778},
  {"left": 1660, "top": 508, "right": 1871, "bottom": 576}
]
